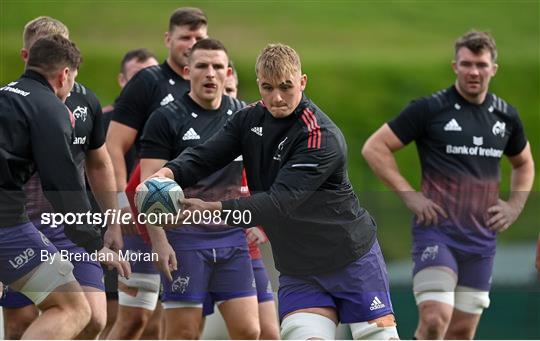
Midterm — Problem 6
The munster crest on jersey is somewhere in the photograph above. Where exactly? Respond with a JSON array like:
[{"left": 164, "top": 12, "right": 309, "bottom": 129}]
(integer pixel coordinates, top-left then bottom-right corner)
[
  {"left": 73, "top": 106, "right": 88, "bottom": 122},
  {"left": 492, "top": 121, "right": 506, "bottom": 138}
]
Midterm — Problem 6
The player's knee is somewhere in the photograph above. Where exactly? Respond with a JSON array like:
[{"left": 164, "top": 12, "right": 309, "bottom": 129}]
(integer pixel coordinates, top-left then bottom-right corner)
[
  {"left": 420, "top": 310, "right": 450, "bottom": 337},
  {"left": 260, "top": 322, "right": 280, "bottom": 340},
  {"left": 73, "top": 296, "right": 92, "bottom": 328},
  {"left": 234, "top": 323, "right": 261, "bottom": 340},
  {"left": 119, "top": 308, "right": 153, "bottom": 328},
  {"left": 350, "top": 314, "right": 399, "bottom": 340},
  {"left": 281, "top": 313, "right": 336, "bottom": 340},
  {"left": 5, "top": 318, "right": 33, "bottom": 340},
  {"left": 83, "top": 308, "right": 107, "bottom": 336}
]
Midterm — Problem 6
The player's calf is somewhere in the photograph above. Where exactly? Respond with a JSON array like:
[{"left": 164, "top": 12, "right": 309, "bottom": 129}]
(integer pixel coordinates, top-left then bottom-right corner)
[{"left": 164, "top": 306, "right": 205, "bottom": 339}]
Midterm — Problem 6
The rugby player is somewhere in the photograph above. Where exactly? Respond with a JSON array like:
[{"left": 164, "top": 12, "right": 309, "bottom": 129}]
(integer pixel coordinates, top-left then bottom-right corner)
[
  {"left": 106, "top": 8, "right": 208, "bottom": 339},
  {"left": 362, "top": 30, "right": 535, "bottom": 339},
  {"left": 146, "top": 43, "right": 399, "bottom": 340},
  {"left": 0, "top": 34, "right": 128, "bottom": 339},
  {"left": 140, "top": 38, "right": 260, "bottom": 339},
  {"left": 0, "top": 17, "right": 129, "bottom": 339}
]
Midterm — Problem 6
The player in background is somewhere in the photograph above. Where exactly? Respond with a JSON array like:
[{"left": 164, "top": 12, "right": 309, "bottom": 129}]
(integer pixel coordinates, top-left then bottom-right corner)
[
  {"left": 107, "top": 7, "right": 208, "bottom": 193},
  {"left": 0, "top": 16, "right": 129, "bottom": 339},
  {"left": 99, "top": 48, "right": 159, "bottom": 340},
  {"left": 362, "top": 30, "right": 534, "bottom": 339},
  {"left": 102, "top": 48, "right": 159, "bottom": 115},
  {"left": 140, "top": 38, "right": 260, "bottom": 340},
  {"left": 146, "top": 43, "right": 399, "bottom": 340},
  {"left": 105, "top": 7, "right": 208, "bottom": 339},
  {"left": 141, "top": 39, "right": 259, "bottom": 339},
  {"left": 0, "top": 34, "right": 129, "bottom": 339},
  {"left": 223, "top": 62, "right": 239, "bottom": 98}
]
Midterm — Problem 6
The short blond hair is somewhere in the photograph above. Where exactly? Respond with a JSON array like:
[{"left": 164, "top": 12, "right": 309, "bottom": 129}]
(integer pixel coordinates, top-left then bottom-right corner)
[
  {"left": 23, "top": 16, "right": 69, "bottom": 49},
  {"left": 255, "top": 43, "right": 301, "bottom": 82}
]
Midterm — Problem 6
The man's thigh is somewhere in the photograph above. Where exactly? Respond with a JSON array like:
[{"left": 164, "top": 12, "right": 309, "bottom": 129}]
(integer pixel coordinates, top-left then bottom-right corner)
[{"left": 210, "top": 246, "right": 257, "bottom": 302}]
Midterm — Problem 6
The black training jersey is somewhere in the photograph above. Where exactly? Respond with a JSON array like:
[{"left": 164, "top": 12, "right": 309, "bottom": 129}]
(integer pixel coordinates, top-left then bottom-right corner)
[
  {"left": 141, "top": 94, "right": 247, "bottom": 250},
  {"left": 102, "top": 100, "right": 137, "bottom": 180},
  {"left": 25, "top": 82, "right": 106, "bottom": 221},
  {"left": 112, "top": 61, "right": 190, "bottom": 137},
  {"left": 67, "top": 82, "right": 106, "bottom": 167},
  {"left": 388, "top": 85, "right": 527, "bottom": 248},
  {"left": 0, "top": 71, "right": 102, "bottom": 252},
  {"left": 165, "top": 94, "right": 377, "bottom": 275}
]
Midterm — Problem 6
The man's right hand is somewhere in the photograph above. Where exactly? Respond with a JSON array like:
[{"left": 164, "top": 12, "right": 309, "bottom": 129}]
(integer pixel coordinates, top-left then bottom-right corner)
[
  {"left": 97, "top": 247, "right": 131, "bottom": 278},
  {"left": 402, "top": 191, "right": 447, "bottom": 226},
  {"left": 152, "top": 240, "right": 177, "bottom": 282}
]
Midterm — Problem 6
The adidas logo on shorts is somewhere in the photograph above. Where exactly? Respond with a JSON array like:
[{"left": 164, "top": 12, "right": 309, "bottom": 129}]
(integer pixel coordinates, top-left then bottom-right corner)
[
  {"left": 182, "top": 128, "right": 200, "bottom": 141},
  {"left": 369, "top": 296, "right": 386, "bottom": 311}
]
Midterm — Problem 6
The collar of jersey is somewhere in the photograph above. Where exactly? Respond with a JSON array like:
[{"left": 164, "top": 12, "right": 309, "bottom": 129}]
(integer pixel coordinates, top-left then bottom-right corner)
[
  {"left": 162, "top": 60, "right": 187, "bottom": 82},
  {"left": 292, "top": 92, "right": 311, "bottom": 116},
  {"left": 22, "top": 69, "right": 54, "bottom": 93},
  {"left": 184, "top": 92, "right": 227, "bottom": 114},
  {"left": 450, "top": 84, "right": 493, "bottom": 109}
]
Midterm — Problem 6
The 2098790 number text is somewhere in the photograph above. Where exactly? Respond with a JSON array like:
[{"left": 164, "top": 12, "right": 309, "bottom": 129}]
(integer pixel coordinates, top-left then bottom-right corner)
[{"left": 181, "top": 209, "right": 252, "bottom": 225}]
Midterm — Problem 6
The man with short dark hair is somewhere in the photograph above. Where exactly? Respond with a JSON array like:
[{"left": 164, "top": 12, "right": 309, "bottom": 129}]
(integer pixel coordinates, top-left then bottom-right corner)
[
  {"left": 0, "top": 34, "right": 128, "bottom": 339},
  {"left": 0, "top": 16, "right": 130, "bottom": 340},
  {"left": 362, "top": 30, "right": 535, "bottom": 339},
  {"left": 141, "top": 38, "right": 260, "bottom": 340},
  {"left": 107, "top": 7, "right": 208, "bottom": 194},
  {"left": 118, "top": 48, "right": 159, "bottom": 89},
  {"left": 146, "top": 43, "right": 399, "bottom": 340},
  {"left": 105, "top": 7, "right": 208, "bottom": 339}
]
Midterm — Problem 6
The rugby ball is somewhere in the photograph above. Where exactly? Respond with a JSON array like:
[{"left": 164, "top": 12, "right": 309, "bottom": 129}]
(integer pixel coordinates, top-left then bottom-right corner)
[{"left": 135, "top": 177, "right": 184, "bottom": 216}]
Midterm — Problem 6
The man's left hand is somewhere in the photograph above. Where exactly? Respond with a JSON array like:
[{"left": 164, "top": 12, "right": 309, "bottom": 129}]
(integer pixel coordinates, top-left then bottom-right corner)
[{"left": 486, "top": 199, "right": 521, "bottom": 233}]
